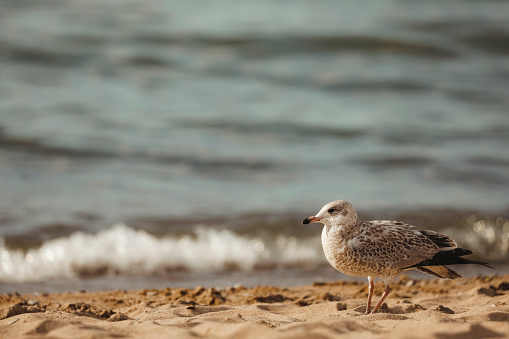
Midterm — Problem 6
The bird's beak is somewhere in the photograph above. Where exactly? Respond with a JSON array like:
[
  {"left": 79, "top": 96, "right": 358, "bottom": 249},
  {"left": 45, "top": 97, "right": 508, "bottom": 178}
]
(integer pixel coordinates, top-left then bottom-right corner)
[{"left": 302, "top": 216, "right": 322, "bottom": 225}]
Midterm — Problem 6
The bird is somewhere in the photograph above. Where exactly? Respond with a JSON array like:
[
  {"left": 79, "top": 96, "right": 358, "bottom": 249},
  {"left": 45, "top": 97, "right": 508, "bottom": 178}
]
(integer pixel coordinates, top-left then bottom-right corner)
[{"left": 302, "top": 200, "right": 494, "bottom": 314}]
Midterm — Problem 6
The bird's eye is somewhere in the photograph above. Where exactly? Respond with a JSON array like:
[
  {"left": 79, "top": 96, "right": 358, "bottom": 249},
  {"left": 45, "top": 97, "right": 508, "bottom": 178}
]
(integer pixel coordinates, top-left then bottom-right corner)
[{"left": 327, "top": 208, "right": 335, "bottom": 213}]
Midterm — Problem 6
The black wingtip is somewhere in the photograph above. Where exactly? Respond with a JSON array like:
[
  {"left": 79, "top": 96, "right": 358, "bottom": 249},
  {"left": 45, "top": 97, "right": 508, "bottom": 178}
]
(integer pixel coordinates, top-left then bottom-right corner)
[
  {"left": 451, "top": 248, "right": 473, "bottom": 256},
  {"left": 404, "top": 248, "right": 495, "bottom": 270}
]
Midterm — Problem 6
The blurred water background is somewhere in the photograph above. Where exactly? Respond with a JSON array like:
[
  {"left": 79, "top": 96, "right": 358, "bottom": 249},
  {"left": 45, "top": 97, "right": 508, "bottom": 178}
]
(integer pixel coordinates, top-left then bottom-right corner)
[{"left": 1, "top": 0, "right": 509, "bottom": 293}]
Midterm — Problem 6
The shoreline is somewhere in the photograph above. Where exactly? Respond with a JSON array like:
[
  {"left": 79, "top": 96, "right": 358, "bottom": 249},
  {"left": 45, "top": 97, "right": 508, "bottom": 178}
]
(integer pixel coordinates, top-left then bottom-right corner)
[
  {"left": 1, "top": 263, "right": 505, "bottom": 295},
  {"left": 1, "top": 274, "right": 508, "bottom": 338}
]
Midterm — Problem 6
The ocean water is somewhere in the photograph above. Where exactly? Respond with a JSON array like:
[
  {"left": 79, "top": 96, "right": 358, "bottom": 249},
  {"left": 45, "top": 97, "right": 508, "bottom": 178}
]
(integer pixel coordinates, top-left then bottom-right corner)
[{"left": 1, "top": 0, "right": 509, "bottom": 292}]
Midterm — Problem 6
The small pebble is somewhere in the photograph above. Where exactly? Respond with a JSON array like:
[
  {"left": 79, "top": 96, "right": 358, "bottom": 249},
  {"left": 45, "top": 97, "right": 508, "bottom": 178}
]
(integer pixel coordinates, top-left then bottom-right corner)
[
  {"left": 108, "top": 313, "right": 129, "bottom": 322},
  {"left": 336, "top": 302, "right": 347, "bottom": 311}
]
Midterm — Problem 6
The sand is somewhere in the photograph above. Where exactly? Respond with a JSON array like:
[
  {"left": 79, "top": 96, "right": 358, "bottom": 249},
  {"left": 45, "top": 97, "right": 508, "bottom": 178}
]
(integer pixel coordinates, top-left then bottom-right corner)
[{"left": 1, "top": 274, "right": 508, "bottom": 339}]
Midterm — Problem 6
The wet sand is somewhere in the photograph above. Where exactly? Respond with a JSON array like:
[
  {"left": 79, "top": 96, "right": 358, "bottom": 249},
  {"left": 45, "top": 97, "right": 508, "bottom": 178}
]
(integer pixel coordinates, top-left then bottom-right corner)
[{"left": 1, "top": 274, "right": 508, "bottom": 338}]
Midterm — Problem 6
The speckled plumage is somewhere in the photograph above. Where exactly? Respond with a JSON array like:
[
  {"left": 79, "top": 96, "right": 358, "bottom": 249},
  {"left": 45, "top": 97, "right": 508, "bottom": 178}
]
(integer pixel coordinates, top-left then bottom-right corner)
[
  {"left": 303, "top": 200, "right": 493, "bottom": 314},
  {"left": 321, "top": 218, "right": 453, "bottom": 279}
]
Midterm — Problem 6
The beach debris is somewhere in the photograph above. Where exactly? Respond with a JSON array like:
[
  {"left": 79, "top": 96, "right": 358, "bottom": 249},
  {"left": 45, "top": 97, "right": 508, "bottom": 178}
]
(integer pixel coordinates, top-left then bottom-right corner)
[
  {"left": 434, "top": 305, "right": 455, "bottom": 314},
  {"left": 322, "top": 292, "right": 341, "bottom": 301},
  {"left": 253, "top": 294, "right": 289, "bottom": 303},
  {"left": 336, "top": 302, "right": 347, "bottom": 311}
]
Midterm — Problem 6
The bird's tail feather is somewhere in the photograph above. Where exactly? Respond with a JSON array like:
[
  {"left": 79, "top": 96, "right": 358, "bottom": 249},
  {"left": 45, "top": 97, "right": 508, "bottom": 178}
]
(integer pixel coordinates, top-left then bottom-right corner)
[
  {"left": 406, "top": 248, "right": 494, "bottom": 270},
  {"left": 415, "top": 266, "right": 462, "bottom": 280}
]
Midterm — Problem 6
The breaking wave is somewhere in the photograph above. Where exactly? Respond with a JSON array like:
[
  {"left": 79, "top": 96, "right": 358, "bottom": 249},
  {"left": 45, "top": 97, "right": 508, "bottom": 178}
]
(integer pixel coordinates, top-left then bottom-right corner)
[
  {"left": 0, "top": 224, "right": 324, "bottom": 283},
  {"left": 2, "top": 214, "right": 507, "bottom": 283}
]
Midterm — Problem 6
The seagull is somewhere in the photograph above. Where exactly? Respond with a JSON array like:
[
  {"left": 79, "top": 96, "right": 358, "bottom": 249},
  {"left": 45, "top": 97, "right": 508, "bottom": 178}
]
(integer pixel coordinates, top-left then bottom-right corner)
[{"left": 302, "top": 200, "right": 493, "bottom": 314}]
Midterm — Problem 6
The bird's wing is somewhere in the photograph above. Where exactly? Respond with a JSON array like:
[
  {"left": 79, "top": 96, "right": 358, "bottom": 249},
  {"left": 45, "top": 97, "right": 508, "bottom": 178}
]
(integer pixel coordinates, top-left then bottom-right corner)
[
  {"left": 348, "top": 220, "right": 445, "bottom": 269},
  {"left": 416, "top": 230, "right": 457, "bottom": 250}
]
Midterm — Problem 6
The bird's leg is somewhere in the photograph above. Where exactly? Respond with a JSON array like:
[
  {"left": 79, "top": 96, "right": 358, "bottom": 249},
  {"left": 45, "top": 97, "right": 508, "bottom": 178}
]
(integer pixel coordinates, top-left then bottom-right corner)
[
  {"left": 370, "top": 283, "right": 391, "bottom": 314},
  {"left": 365, "top": 276, "right": 374, "bottom": 315}
]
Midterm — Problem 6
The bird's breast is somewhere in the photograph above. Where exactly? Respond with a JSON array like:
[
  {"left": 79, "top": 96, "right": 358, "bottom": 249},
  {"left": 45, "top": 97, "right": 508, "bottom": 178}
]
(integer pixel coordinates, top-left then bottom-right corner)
[{"left": 321, "top": 226, "right": 348, "bottom": 266}]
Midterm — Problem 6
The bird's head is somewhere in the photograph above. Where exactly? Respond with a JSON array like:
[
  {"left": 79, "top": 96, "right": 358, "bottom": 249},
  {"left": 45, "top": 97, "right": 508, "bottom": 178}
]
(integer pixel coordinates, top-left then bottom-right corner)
[{"left": 302, "top": 200, "right": 358, "bottom": 227}]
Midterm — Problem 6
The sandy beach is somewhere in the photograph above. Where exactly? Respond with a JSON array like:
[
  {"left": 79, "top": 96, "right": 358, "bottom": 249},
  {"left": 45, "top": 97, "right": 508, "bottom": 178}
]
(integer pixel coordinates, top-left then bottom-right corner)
[
  {"left": 1, "top": 274, "right": 508, "bottom": 339},
  {"left": 2, "top": 1, "right": 509, "bottom": 339}
]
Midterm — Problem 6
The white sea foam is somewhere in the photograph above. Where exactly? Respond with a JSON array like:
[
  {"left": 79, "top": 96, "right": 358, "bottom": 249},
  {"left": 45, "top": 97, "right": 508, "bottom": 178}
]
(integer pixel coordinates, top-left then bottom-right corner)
[{"left": 0, "top": 224, "right": 324, "bottom": 282}]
